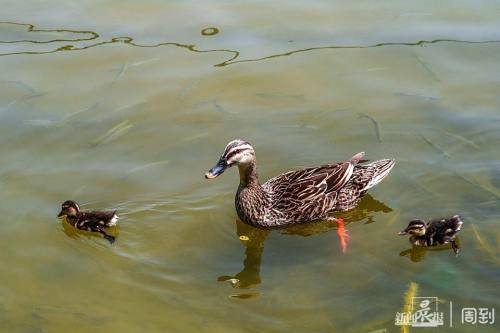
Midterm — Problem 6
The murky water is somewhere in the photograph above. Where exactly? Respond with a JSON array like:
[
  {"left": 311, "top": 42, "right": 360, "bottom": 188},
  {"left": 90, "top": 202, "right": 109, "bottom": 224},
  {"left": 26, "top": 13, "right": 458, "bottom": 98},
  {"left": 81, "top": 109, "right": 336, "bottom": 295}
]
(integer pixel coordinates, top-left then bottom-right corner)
[{"left": 1, "top": 1, "right": 499, "bottom": 332}]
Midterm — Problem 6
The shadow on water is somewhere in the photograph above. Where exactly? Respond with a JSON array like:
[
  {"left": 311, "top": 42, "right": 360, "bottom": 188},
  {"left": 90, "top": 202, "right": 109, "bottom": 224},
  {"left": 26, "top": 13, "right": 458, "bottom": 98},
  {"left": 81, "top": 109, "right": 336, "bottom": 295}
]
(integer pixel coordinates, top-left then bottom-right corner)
[
  {"left": 2, "top": 21, "right": 500, "bottom": 67},
  {"left": 399, "top": 237, "right": 462, "bottom": 262},
  {"left": 0, "top": 21, "right": 239, "bottom": 63},
  {"left": 60, "top": 218, "right": 120, "bottom": 244},
  {"left": 0, "top": 21, "right": 98, "bottom": 43},
  {"left": 218, "top": 194, "right": 392, "bottom": 289}
]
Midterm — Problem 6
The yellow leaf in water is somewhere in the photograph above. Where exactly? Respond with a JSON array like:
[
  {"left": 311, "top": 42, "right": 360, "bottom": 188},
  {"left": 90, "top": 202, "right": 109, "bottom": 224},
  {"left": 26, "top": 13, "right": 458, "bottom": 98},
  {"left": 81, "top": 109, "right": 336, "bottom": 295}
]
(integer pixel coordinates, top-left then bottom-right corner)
[
  {"left": 471, "top": 224, "right": 500, "bottom": 264},
  {"left": 386, "top": 211, "right": 401, "bottom": 226},
  {"left": 92, "top": 120, "right": 133, "bottom": 146},
  {"left": 401, "top": 281, "right": 418, "bottom": 333},
  {"left": 470, "top": 173, "right": 500, "bottom": 198},
  {"left": 229, "top": 293, "right": 259, "bottom": 299},
  {"left": 239, "top": 235, "right": 249, "bottom": 241}
]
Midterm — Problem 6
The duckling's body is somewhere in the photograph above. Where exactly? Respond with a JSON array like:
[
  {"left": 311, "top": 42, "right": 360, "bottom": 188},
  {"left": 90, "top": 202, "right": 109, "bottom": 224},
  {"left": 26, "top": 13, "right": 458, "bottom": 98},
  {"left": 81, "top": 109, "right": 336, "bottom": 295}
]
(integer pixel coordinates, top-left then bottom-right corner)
[
  {"left": 205, "top": 139, "right": 395, "bottom": 227},
  {"left": 57, "top": 200, "right": 118, "bottom": 244},
  {"left": 399, "top": 215, "right": 463, "bottom": 255}
]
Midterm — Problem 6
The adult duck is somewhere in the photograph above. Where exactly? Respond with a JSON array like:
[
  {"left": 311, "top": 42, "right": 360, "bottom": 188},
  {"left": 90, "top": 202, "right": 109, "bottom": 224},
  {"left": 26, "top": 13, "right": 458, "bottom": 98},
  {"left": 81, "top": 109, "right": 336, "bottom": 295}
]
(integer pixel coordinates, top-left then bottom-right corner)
[{"left": 205, "top": 139, "right": 395, "bottom": 227}]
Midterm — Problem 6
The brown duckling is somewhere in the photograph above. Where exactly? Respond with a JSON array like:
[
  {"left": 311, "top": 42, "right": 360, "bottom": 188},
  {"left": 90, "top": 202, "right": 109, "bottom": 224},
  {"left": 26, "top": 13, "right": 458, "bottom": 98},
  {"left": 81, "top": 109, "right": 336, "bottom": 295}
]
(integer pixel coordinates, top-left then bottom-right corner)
[
  {"left": 399, "top": 215, "right": 463, "bottom": 255},
  {"left": 57, "top": 200, "right": 119, "bottom": 244}
]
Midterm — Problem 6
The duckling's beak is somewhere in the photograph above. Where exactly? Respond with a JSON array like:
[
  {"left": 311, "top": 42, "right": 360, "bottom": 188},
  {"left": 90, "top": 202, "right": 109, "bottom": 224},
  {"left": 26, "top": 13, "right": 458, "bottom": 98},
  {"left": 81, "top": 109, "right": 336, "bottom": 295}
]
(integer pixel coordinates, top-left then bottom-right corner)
[
  {"left": 205, "top": 158, "right": 227, "bottom": 179},
  {"left": 57, "top": 211, "right": 65, "bottom": 218},
  {"left": 398, "top": 230, "right": 408, "bottom": 235}
]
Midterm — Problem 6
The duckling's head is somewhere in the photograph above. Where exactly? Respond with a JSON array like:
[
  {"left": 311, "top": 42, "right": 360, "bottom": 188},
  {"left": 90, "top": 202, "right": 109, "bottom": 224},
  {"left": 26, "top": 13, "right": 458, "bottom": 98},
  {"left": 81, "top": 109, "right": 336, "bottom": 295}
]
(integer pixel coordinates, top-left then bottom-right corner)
[
  {"left": 205, "top": 139, "right": 255, "bottom": 179},
  {"left": 399, "top": 219, "right": 426, "bottom": 236},
  {"left": 57, "top": 200, "right": 80, "bottom": 218}
]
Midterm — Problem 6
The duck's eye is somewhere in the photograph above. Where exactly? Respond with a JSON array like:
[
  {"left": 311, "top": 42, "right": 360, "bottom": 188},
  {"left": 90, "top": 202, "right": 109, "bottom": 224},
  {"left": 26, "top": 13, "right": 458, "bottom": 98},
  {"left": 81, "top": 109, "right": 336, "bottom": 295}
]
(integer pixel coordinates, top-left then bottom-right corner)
[{"left": 227, "top": 149, "right": 242, "bottom": 159}]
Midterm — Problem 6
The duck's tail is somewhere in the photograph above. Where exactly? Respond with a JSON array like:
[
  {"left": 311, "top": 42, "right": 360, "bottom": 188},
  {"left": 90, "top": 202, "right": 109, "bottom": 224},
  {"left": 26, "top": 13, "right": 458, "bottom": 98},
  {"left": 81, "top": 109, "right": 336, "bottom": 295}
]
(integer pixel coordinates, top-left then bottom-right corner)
[
  {"left": 350, "top": 151, "right": 365, "bottom": 164},
  {"left": 108, "top": 211, "right": 119, "bottom": 226},
  {"left": 359, "top": 158, "right": 395, "bottom": 191},
  {"left": 449, "top": 214, "right": 463, "bottom": 232}
]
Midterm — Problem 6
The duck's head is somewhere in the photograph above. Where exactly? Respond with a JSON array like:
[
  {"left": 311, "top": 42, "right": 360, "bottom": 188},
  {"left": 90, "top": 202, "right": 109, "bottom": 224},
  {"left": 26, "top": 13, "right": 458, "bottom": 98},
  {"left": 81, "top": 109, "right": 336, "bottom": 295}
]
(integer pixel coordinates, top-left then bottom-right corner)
[
  {"left": 399, "top": 219, "right": 426, "bottom": 236},
  {"left": 57, "top": 200, "right": 80, "bottom": 218},
  {"left": 205, "top": 139, "right": 255, "bottom": 179}
]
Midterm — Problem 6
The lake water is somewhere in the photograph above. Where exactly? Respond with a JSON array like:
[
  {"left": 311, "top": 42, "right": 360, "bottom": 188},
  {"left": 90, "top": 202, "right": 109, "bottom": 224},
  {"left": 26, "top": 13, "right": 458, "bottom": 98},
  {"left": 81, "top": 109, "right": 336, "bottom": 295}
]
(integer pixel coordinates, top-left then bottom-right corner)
[{"left": 0, "top": 1, "right": 499, "bottom": 332}]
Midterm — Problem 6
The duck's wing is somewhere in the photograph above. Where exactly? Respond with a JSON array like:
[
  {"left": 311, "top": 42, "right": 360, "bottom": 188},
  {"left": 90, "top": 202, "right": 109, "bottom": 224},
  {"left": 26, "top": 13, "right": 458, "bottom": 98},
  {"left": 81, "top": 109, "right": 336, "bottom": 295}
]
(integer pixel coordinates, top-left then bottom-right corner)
[
  {"left": 265, "top": 152, "right": 363, "bottom": 193},
  {"left": 434, "top": 215, "right": 463, "bottom": 235},
  {"left": 448, "top": 215, "right": 463, "bottom": 232},
  {"left": 263, "top": 153, "right": 364, "bottom": 219},
  {"left": 426, "top": 215, "right": 463, "bottom": 245},
  {"left": 79, "top": 211, "right": 117, "bottom": 229}
]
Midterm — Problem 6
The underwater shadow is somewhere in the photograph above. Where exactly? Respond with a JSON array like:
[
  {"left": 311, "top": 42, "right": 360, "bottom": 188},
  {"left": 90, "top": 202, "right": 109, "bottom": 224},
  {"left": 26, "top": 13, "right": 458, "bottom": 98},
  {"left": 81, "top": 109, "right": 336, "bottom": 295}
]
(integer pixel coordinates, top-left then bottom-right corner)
[
  {"left": 60, "top": 219, "right": 119, "bottom": 244},
  {"left": 218, "top": 194, "right": 392, "bottom": 289},
  {"left": 399, "top": 237, "right": 462, "bottom": 262}
]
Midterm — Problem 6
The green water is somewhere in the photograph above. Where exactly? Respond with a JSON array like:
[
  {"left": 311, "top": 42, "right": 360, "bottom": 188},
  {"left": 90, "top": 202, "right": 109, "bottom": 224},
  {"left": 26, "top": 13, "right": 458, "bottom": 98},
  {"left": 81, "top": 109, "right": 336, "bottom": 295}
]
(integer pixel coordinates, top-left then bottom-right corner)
[{"left": 0, "top": 1, "right": 499, "bottom": 332}]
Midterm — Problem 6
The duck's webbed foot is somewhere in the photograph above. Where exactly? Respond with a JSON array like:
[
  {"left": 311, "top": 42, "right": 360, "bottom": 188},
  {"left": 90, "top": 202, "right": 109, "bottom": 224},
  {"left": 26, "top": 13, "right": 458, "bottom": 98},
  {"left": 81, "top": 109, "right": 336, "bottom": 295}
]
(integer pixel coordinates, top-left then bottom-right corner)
[
  {"left": 329, "top": 217, "right": 349, "bottom": 253},
  {"left": 451, "top": 240, "right": 459, "bottom": 257},
  {"left": 99, "top": 230, "right": 116, "bottom": 244}
]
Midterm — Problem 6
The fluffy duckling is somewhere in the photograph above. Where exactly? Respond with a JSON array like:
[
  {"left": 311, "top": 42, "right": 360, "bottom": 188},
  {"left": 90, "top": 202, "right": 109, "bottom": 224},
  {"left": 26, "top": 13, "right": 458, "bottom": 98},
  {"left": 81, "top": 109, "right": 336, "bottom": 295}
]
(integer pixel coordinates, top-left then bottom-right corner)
[
  {"left": 57, "top": 200, "right": 119, "bottom": 244},
  {"left": 399, "top": 215, "right": 463, "bottom": 255}
]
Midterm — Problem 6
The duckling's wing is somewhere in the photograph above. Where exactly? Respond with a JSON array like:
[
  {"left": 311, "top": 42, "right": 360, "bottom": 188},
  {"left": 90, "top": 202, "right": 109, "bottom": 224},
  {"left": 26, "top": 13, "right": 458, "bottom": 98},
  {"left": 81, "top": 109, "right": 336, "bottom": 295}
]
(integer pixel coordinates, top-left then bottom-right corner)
[
  {"left": 439, "top": 215, "right": 463, "bottom": 236},
  {"left": 449, "top": 215, "right": 463, "bottom": 232},
  {"left": 82, "top": 211, "right": 116, "bottom": 227},
  {"left": 99, "top": 211, "right": 118, "bottom": 226}
]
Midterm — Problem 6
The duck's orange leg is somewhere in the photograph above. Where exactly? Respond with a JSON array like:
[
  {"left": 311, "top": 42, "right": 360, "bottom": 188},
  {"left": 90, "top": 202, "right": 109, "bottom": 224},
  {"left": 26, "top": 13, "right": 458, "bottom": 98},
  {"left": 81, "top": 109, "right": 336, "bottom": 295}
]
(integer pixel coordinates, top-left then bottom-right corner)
[{"left": 335, "top": 218, "right": 349, "bottom": 253}]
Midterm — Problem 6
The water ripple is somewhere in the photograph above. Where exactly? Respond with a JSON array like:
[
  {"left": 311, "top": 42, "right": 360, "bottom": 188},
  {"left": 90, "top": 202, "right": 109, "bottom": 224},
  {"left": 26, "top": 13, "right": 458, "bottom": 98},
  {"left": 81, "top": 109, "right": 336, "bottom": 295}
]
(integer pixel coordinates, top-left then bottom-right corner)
[{"left": 1, "top": 21, "right": 499, "bottom": 67}]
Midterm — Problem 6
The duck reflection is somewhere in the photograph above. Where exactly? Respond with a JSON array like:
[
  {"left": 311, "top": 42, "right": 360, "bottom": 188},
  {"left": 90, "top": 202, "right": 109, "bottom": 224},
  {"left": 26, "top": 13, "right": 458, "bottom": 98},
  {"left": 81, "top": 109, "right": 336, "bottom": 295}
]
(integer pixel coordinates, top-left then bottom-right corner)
[
  {"left": 219, "top": 194, "right": 392, "bottom": 289},
  {"left": 60, "top": 218, "right": 120, "bottom": 243},
  {"left": 399, "top": 237, "right": 462, "bottom": 262}
]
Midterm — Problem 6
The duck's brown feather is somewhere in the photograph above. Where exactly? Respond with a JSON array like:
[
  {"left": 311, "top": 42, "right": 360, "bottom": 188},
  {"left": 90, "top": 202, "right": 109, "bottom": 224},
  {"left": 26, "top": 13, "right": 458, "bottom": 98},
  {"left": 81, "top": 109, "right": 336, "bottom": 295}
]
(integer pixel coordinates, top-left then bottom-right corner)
[
  {"left": 238, "top": 153, "right": 394, "bottom": 227},
  {"left": 67, "top": 210, "right": 117, "bottom": 231}
]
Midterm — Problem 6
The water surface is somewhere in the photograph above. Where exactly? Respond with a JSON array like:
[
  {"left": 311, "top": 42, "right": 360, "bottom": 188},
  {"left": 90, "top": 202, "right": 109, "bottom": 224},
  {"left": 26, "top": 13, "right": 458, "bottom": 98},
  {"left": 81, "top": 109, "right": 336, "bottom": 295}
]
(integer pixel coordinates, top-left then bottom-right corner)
[{"left": 0, "top": 1, "right": 499, "bottom": 332}]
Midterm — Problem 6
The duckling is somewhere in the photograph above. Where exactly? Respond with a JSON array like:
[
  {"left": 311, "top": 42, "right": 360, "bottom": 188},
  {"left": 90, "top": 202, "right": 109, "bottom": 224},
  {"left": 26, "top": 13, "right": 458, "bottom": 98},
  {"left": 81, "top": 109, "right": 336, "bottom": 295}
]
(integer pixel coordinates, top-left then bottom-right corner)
[
  {"left": 57, "top": 200, "right": 119, "bottom": 244},
  {"left": 399, "top": 215, "right": 463, "bottom": 255}
]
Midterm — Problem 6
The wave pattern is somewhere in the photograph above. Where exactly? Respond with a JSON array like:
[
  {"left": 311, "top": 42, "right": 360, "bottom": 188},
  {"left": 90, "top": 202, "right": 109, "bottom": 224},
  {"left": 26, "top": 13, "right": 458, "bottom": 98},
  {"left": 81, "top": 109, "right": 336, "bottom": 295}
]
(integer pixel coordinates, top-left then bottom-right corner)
[{"left": 1, "top": 21, "right": 500, "bottom": 67}]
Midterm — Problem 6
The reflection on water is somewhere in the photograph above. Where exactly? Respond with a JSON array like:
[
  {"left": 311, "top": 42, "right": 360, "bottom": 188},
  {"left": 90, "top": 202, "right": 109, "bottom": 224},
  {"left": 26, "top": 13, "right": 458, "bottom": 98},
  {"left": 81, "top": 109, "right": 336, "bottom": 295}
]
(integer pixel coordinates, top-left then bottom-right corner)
[
  {"left": 0, "top": 21, "right": 98, "bottom": 44},
  {"left": 0, "top": 21, "right": 239, "bottom": 63},
  {"left": 399, "top": 241, "right": 461, "bottom": 262},
  {"left": 221, "top": 194, "right": 392, "bottom": 289},
  {"left": 1, "top": 1, "right": 499, "bottom": 331},
  {"left": 60, "top": 218, "right": 120, "bottom": 243},
  {"left": 2, "top": 21, "right": 500, "bottom": 67},
  {"left": 201, "top": 27, "right": 220, "bottom": 36}
]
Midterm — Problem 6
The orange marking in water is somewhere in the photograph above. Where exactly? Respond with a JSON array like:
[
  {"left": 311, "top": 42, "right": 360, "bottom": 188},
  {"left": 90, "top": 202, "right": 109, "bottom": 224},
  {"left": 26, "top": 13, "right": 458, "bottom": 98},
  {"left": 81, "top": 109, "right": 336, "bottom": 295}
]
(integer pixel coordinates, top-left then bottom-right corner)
[{"left": 336, "top": 218, "right": 349, "bottom": 253}]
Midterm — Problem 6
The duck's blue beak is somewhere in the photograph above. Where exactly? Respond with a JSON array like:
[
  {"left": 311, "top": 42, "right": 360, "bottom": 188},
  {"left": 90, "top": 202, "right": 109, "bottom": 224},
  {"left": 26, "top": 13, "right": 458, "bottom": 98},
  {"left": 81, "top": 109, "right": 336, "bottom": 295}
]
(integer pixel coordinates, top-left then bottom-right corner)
[
  {"left": 398, "top": 229, "right": 408, "bottom": 235},
  {"left": 205, "top": 158, "right": 227, "bottom": 179}
]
